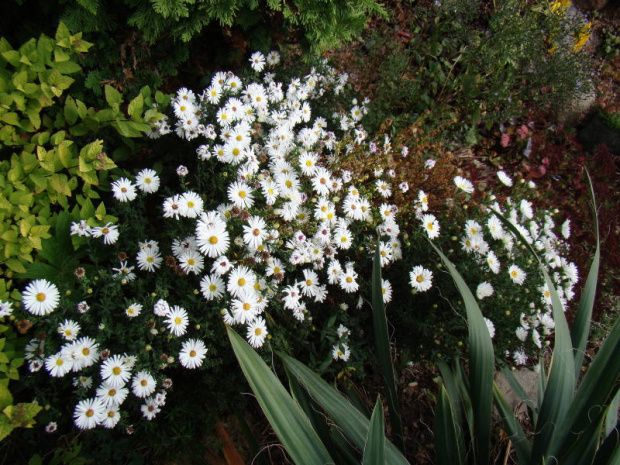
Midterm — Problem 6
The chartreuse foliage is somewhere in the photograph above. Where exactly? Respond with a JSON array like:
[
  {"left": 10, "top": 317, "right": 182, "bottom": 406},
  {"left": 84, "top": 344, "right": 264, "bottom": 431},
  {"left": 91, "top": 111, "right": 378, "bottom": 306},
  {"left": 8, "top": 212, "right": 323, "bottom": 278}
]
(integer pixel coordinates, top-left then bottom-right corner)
[
  {"left": 0, "top": 323, "right": 42, "bottom": 442},
  {"left": 0, "top": 22, "right": 162, "bottom": 282},
  {"left": 227, "top": 172, "right": 618, "bottom": 464}
]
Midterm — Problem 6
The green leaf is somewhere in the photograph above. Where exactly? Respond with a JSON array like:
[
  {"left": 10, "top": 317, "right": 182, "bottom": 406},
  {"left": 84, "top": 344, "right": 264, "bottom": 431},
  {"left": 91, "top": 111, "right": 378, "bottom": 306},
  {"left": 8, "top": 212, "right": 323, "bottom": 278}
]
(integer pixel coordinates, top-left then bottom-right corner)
[
  {"left": 94, "top": 202, "right": 106, "bottom": 220},
  {"left": 63, "top": 96, "right": 79, "bottom": 125},
  {"left": 227, "top": 327, "right": 333, "bottom": 465},
  {"left": 0, "top": 415, "right": 14, "bottom": 442},
  {"left": 363, "top": 396, "right": 386, "bottom": 465},
  {"left": 111, "top": 120, "right": 150, "bottom": 138},
  {"left": 435, "top": 385, "right": 465, "bottom": 465},
  {"left": 280, "top": 353, "right": 409, "bottom": 464},
  {"left": 371, "top": 238, "right": 402, "bottom": 450},
  {"left": 104, "top": 85, "right": 122, "bottom": 107},
  {"left": 429, "top": 242, "right": 493, "bottom": 465},
  {"left": 498, "top": 364, "right": 538, "bottom": 423},
  {"left": 571, "top": 170, "right": 599, "bottom": 377},
  {"left": 5, "top": 259, "right": 26, "bottom": 274},
  {"left": 0, "top": 383, "right": 13, "bottom": 411},
  {"left": 53, "top": 60, "right": 81, "bottom": 75},
  {"left": 127, "top": 93, "right": 144, "bottom": 118},
  {"left": 1, "top": 113, "right": 20, "bottom": 126},
  {"left": 551, "top": 317, "right": 620, "bottom": 462},
  {"left": 605, "top": 389, "right": 620, "bottom": 438},
  {"left": 492, "top": 383, "right": 531, "bottom": 464}
]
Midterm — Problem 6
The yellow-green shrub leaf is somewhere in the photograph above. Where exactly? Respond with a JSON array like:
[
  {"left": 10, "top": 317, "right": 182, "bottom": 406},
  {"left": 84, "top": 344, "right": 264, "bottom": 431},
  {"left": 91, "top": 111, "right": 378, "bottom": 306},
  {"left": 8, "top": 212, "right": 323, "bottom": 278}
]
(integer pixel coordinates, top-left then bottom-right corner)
[
  {"left": 49, "top": 173, "right": 71, "bottom": 196},
  {"left": 104, "top": 85, "right": 122, "bottom": 107},
  {"left": 95, "top": 202, "right": 106, "bottom": 220},
  {"left": 63, "top": 95, "right": 78, "bottom": 125},
  {"left": 1, "top": 113, "right": 20, "bottom": 126},
  {"left": 128, "top": 93, "right": 144, "bottom": 117},
  {"left": 5, "top": 259, "right": 26, "bottom": 274},
  {"left": 0, "top": 384, "right": 13, "bottom": 413}
]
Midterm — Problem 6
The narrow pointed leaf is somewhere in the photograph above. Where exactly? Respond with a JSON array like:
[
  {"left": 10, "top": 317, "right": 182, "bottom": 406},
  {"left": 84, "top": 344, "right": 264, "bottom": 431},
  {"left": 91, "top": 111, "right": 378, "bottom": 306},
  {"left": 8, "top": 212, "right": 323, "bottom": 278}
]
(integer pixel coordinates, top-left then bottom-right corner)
[
  {"left": 492, "top": 383, "right": 531, "bottom": 464},
  {"left": 551, "top": 317, "right": 620, "bottom": 461},
  {"left": 571, "top": 170, "right": 600, "bottom": 378},
  {"left": 437, "top": 361, "right": 463, "bottom": 428},
  {"left": 435, "top": 385, "right": 465, "bottom": 465},
  {"left": 287, "top": 366, "right": 355, "bottom": 463},
  {"left": 429, "top": 242, "right": 494, "bottom": 465},
  {"left": 498, "top": 364, "right": 538, "bottom": 423},
  {"left": 279, "top": 352, "right": 410, "bottom": 465},
  {"left": 605, "top": 389, "right": 620, "bottom": 438},
  {"left": 371, "top": 238, "right": 403, "bottom": 450},
  {"left": 227, "top": 328, "right": 333, "bottom": 465},
  {"left": 592, "top": 421, "right": 619, "bottom": 465},
  {"left": 537, "top": 355, "right": 547, "bottom": 413},
  {"left": 363, "top": 397, "right": 386, "bottom": 465}
]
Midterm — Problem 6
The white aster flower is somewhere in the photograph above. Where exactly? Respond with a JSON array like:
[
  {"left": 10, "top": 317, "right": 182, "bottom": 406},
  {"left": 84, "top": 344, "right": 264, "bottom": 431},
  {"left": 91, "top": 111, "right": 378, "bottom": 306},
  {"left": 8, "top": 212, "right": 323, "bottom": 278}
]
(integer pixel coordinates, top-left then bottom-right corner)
[
  {"left": 57, "top": 319, "right": 80, "bottom": 341},
  {"left": 508, "top": 264, "right": 527, "bottom": 285},
  {"left": 131, "top": 371, "right": 157, "bottom": 398},
  {"left": 497, "top": 170, "right": 513, "bottom": 186},
  {"left": 476, "top": 282, "right": 494, "bottom": 300},
  {"left": 111, "top": 177, "right": 137, "bottom": 202},
  {"left": 421, "top": 214, "right": 440, "bottom": 240},
  {"left": 91, "top": 223, "right": 120, "bottom": 245},
  {"left": 136, "top": 248, "right": 162, "bottom": 272},
  {"left": 179, "top": 338, "right": 208, "bottom": 369},
  {"left": 22, "top": 279, "right": 60, "bottom": 316},
  {"left": 100, "top": 355, "right": 132, "bottom": 388},
  {"left": 165, "top": 306, "right": 189, "bottom": 337},
  {"left": 125, "top": 303, "right": 142, "bottom": 318},
  {"left": 246, "top": 317, "right": 268, "bottom": 348},
  {"left": 454, "top": 176, "right": 474, "bottom": 194},
  {"left": 249, "top": 51, "right": 266, "bottom": 72},
  {"left": 409, "top": 266, "right": 433, "bottom": 292},
  {"left": 73, "top": 398, "right": 106, "bottom": 430}
]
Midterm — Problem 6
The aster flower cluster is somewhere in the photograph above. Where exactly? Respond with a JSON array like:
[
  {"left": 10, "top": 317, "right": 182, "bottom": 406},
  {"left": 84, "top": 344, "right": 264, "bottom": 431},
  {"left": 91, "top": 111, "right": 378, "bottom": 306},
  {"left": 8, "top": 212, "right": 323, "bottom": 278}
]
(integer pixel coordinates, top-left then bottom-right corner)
[
  {"left": 144, "top": 55, "right": 410, "bottom": 352},
  {"left": 12, "top": 52, "right": 581, "bottom": 435},
  {"left": 17, "top": 53, "right": 408, "bottom": 432}
]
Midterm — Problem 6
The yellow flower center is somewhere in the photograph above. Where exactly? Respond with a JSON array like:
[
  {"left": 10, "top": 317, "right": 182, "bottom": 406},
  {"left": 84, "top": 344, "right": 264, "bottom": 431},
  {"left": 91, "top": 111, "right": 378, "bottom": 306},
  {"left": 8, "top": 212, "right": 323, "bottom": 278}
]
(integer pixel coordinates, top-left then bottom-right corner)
[
  {"left": 141, "top": 379, "right": 148, "bottom": 386},
  {"left": 209, "top": 284, "right": 217, "bottom": 291},
  {"left": 253, "top": 228, "right": 260, "bottom": 236},
  {"left": 112, "top": 367, "right": 121, "bottom": 376},
  {"left": 254, "top": 328, "right": 262, "bottom": 336},
  {"left": 209, "top": 236, "right": 218, "bottom": 244},
  {"left": 346, "top": 277, "right": 353, "bottom": 283},
  {"left": 239, "top": 191, "right": 247, "bottom": 198},
  {"left": 108, "top": 411, "right": 116, "bottom": 418},
  {"left": 189, "top": 350, "right": 197, "bottom": 357},
  {"left": 86, "top": 409, "right": 94, "bottom": 418},
  {"left": 243, "top": 303, "right": 251, "bottom": 311},
  {"left": 416, "top": 276, "right": 424, "bottom": 283},
  {"left": 238, "top": 278, "right": 246, "bottom": 286},
  {"left": 188, "top": 258, "right": 195, "bottom": 266},
  {"left": 174, "top": 317, "right": 182, "bottom": 325},
  {"left": 82, "top": 348, "right": 90, "bottom": 356},
  {"left": 36, "top": 293, "right": 46, "bottom": 302},
  {"left": 55, "top": 359, "right": 64, "bottom": 366}
]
